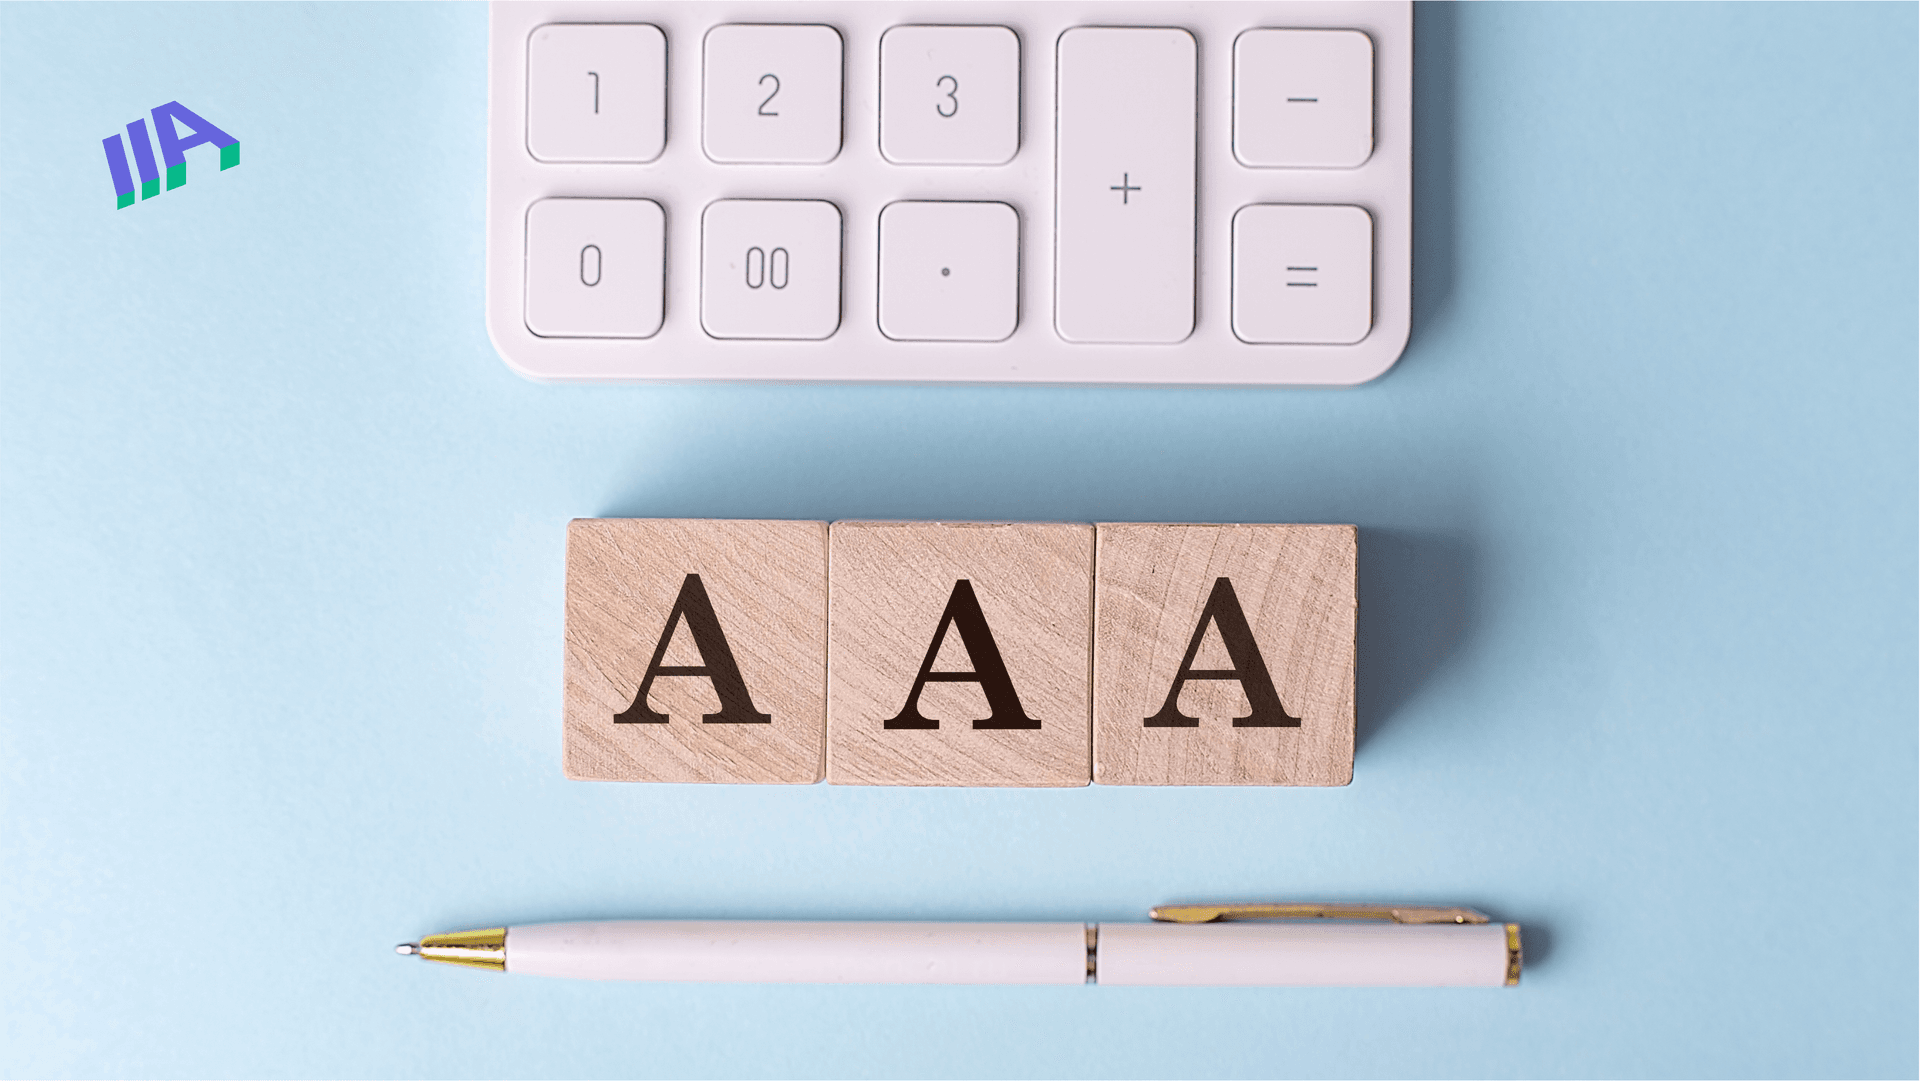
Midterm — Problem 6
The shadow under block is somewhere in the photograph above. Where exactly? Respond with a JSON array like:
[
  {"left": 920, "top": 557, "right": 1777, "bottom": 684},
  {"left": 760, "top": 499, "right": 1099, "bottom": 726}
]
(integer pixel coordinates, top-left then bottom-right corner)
[
  {"left": 1093, "top": 524, "right": 1356, "bottom": 786},
  {"left": 563, "top": 519, "right": 826, "bottom": 783},
  {"left": 828, "top": 521, "right": 1094, "bottom": 786}
]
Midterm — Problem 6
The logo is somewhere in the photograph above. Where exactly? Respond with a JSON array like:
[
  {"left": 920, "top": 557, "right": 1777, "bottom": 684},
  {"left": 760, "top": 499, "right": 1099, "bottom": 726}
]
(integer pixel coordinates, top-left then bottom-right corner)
[{"left": 101, "top": 101, "right": 238, "bottom": 209}]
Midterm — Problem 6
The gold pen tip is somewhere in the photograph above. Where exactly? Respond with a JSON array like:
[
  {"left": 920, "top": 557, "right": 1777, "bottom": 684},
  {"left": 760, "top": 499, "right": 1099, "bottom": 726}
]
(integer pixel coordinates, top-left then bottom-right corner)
[{"left": 395, "top": 943, "right": 419, "bottom": 956}]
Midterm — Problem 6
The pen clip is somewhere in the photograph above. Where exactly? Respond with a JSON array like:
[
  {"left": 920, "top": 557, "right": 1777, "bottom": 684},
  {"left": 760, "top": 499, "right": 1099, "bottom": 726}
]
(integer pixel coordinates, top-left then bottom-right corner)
[{"left": 1148, "top": 902, "right": 1492, "bottom": 925}]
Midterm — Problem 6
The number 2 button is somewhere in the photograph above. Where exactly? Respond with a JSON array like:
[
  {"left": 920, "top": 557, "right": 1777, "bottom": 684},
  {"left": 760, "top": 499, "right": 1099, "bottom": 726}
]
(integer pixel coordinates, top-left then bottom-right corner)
[
  {"left": 703, "top": 24, "right": 843, "bottom": 164},
  {"left": 701, "top": 200, "right": 842, "bottom": 340},
  {"left": 880, "top": 26, "right": 1019, "bottom": 166}
]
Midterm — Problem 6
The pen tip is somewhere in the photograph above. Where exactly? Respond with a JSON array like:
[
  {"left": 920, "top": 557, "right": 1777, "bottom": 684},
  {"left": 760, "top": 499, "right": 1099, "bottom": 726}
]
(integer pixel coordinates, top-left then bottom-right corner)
[{"left": 395, "top": 943, "right": 419, "bottom": 955}]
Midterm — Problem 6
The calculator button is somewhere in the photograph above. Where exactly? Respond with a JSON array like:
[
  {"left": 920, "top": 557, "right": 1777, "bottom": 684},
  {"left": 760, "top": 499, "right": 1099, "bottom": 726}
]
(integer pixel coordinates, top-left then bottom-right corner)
[
  {"left": 879, "top": 26, "right": 1020, "bottom": 166},
  {"left": 703, "top": 24, "right": 843, "bottom": 164},
  {"left": 878, "top": 201, "right": 1019, "bottom": 342},
  {"left": 701, "top": 200, "right": 842, "bottom": 339},
  {"left": 524, "top": 198, "right": 665, "bottom": 338},
  {"left": 1054, "top": 27, "right": 1196, "bottom": 344},
  {"left": 525, "top": 24, "right": 667, "bottom": 164},
  {"left": 1233, "top": 29, "right": 1373, "bottom": 169},
  {"left": 1231, "top": 204, "right": 1372, "bottom": 344}
]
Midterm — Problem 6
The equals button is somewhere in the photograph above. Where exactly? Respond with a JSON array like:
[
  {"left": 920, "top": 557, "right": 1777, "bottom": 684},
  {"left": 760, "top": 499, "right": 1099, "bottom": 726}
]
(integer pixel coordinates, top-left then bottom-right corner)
[{"left": 1286, "top": 266, "right": 1318, "bottom": 287}]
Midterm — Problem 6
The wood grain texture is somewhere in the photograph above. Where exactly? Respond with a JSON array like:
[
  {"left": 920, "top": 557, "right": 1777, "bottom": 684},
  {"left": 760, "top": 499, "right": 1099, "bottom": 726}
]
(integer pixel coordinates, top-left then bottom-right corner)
[
  {"left": 828, "top": 521, "right": 1093, "bottom": 786},
  {"left": 563, "top": 519, "right": 826, "bottom": 783},
  {"left": 1093, "top": 524, "right": 1356, "bottom": 786}
]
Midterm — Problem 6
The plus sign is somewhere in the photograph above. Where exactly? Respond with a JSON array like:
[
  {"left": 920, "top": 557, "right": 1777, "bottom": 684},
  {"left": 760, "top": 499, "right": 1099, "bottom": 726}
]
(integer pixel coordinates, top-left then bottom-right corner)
[{"left": 1109, "top": 173, "right": 1141, "bottom": 204}]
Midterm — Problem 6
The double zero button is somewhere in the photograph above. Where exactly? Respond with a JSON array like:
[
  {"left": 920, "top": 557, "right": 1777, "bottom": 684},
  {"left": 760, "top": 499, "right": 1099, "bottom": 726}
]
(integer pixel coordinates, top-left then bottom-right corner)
[{"left": 701, "top": 200, "right": 842, "bottom": 340}]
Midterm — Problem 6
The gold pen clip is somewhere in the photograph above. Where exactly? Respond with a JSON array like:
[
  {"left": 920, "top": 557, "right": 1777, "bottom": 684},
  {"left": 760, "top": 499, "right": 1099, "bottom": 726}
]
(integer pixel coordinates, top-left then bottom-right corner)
[{"left": 1148, "top": 902, "right": 1492, "bottom": 925}]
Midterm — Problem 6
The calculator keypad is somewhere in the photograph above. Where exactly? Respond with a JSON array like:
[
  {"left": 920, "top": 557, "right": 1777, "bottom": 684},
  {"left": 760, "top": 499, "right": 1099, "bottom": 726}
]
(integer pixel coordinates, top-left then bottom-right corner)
[{"left": 492, "top": 3, "right": 1412, "bottom": 385}]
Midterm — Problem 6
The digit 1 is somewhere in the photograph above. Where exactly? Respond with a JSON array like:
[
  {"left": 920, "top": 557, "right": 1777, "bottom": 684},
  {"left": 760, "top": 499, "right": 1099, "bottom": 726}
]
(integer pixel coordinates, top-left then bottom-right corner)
[{"left": 588, "top": 71, "right": 599, "bottom": 114}]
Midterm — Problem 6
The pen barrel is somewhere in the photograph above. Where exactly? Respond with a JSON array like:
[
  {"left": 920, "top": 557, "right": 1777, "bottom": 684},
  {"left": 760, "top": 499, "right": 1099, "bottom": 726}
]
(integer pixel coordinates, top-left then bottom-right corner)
[
  {"left": 507, "top": 921, "right": 1088, "bottom": 984},
  {"left": 1096, "top": 921, "right": 1515, "bottom": 986}
]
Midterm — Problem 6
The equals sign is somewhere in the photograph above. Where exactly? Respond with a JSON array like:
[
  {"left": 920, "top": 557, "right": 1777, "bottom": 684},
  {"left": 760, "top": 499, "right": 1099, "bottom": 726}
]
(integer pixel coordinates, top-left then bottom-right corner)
[{"left": 1287, "top": 266, "right": 1318, "bottom": 287}]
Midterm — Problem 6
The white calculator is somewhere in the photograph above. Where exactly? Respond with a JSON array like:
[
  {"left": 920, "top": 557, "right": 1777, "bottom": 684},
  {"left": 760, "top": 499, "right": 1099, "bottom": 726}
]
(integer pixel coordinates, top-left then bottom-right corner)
[{"left": 486, "top": 2, "right": 1411, "bottom": 385}]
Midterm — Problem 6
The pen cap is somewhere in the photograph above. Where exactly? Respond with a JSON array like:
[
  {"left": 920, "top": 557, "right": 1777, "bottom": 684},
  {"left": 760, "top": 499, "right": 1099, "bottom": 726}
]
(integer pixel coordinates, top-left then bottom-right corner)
[{"left": 1096, "top": 921, "right": 1516, "bottom": 987}]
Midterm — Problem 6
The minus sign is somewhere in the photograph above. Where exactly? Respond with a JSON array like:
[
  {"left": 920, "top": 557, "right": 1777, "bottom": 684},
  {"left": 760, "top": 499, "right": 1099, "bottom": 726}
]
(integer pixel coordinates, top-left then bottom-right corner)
[
  {"left": 1287, "top": 282, "right": 1317, "bottom": 287},
  {"left": 1287, "top": 97, "right": 1318, "bottom": 103},
  {"left": 1286, "top": 266, "right": 1317, "bottom": 271}
]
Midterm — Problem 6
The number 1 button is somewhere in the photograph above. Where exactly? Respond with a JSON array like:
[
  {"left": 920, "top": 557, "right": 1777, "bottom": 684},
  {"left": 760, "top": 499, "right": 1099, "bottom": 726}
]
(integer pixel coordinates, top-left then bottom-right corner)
[
  {"left": 703, "top": 24, "right": 843, "bottom": 164},
  {"left": 526, "top": 24, "right": 666, "bottom": 163},
  {"left": 880, "top": 26, "right": 1020, "bottom": 166},
  {"left": 701, "top": 200, "right": 842, "bottom": 340}
]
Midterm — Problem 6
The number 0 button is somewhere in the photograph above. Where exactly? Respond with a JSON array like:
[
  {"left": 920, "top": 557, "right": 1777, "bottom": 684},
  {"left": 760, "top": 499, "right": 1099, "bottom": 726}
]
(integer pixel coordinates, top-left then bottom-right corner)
[
  {"left": 525, "top": 198, "right": 665, "bottom": 339},
  {"left": 701, "top": 200, "right": 842, "bottom": 340},
  {"left": 703, "top": 24, "right": 844, "bottom": 164}
]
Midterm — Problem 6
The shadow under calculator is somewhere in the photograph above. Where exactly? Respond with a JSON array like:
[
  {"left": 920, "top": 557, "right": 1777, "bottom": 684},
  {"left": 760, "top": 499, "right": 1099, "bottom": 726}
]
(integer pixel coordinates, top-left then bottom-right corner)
[{"left": 1410, "top": 1, "right": 1459, "bottom": 344}]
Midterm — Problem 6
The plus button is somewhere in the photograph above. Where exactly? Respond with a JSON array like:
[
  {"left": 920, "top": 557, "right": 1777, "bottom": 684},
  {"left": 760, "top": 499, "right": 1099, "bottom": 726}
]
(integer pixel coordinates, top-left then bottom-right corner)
[{"left": 1109, "top": 173, "right": 1141, "bottom": 205}]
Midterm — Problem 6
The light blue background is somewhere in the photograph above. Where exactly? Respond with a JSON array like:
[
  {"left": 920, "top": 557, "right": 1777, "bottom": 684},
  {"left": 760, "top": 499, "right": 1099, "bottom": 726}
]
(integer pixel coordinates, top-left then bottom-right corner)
[{"left": 1, "top": 3, "right": 1914, "bottom": 1077}]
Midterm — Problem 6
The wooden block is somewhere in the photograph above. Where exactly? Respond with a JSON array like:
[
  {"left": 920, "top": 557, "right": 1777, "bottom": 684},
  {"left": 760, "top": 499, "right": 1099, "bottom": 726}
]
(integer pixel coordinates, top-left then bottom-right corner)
[
  {"left": 828, "top": 521, "right": 1093, "bottom": 786},
  {"left": 1093, "top": 524, "right": 1356, "bottom": 786},
  {"left": 563, "top": 518, "right": 826, "bottom": 783}
]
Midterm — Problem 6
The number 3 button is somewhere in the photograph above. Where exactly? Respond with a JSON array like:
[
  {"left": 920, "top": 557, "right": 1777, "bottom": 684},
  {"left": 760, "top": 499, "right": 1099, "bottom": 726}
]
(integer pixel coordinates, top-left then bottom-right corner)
[
  {"left": 880, "top": 26, "right": 1020, "bottom": 166},
  {"left": 524, "top": 198, "right": 664, "bottom": 338},
  {"left": 701, "top": 199, "right": 843, "bottom": 340}
]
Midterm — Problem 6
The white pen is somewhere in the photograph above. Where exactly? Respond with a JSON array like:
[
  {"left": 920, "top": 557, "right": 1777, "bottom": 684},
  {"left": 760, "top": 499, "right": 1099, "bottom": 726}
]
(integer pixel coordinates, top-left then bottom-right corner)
[{"left": 396, "top": 903, "right": 1521, "bottom": 987}]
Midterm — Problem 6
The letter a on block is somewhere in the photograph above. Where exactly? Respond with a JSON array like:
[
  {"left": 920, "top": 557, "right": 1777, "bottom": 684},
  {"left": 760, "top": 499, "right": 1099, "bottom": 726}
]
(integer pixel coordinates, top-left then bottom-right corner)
[
  {"left": 616, "top": 573, "right": 772, "bottom": 724},
  {"left": 1145, "top": 577, "right": 1300, "bottom": 728},
  {"left": 884, "top": 579, "right": 1041, "bottom": 730}
]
